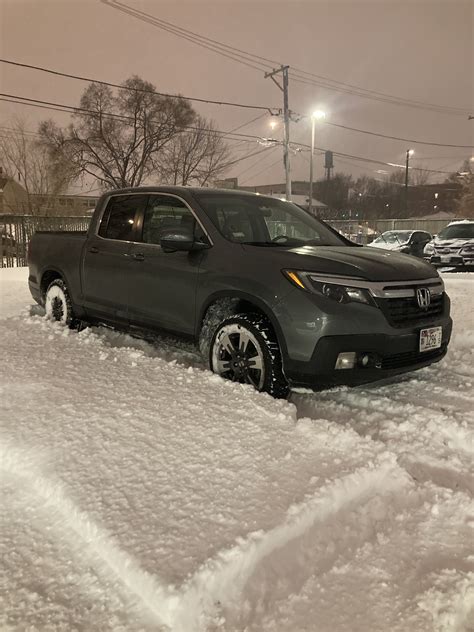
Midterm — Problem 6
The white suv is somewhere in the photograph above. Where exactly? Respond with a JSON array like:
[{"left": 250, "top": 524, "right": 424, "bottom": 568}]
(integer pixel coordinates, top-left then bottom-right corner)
[{"left": 424, "top": 220, "right": 474, "bottom": 269}]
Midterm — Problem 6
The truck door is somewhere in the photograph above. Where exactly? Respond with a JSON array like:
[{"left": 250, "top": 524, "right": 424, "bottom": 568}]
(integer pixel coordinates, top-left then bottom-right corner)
[
  {"left": 82, "top": 194, "right": 149, "bottom": 322},
  {"left": 127, "top": 193, "right": 204, "bottom": 335}
]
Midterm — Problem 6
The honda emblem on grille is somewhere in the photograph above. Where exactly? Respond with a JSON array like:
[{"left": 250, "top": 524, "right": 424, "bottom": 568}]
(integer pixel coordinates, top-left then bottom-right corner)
[{"left": 416, "top": 287, "right": 431, "bottom": 308}]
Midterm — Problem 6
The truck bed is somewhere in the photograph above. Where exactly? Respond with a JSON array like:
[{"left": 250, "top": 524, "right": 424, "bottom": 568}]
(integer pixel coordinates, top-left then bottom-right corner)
[{"left": 28, "top": 231, "right": 88, "bottom": 307}]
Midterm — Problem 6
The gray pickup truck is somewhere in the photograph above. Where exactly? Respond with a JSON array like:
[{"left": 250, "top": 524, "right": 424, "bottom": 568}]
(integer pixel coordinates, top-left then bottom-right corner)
[{"left": 28, "top": 186, "right": 452, "bottom": 397}]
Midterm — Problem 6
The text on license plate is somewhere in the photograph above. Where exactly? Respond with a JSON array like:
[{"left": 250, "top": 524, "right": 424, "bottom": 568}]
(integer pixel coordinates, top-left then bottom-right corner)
[{"left": 419, "top": 326, "right": 442, "bottom": 352}]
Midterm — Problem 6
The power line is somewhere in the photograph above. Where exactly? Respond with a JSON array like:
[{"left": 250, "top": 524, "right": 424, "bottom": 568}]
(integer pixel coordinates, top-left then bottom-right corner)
[
  {"left": 99, "top": 0, "right": 472, "bottom": 117},
  {"left": 2, "top": 58, "right": 470, "bottom": 147},
  {"left": 326, "top": 121, "right": 472, "bottom": 149},
  {"left": 227, "top": 112, "right": 267, "bottom": 134},
  {"left": 0, "top": 94, "right": 266, "bottom": 143},
  {"left": 235, "top": 146, "right": 279, "bottom": 179},
  {"left": 100, "top": 0, "right": 272, "bottom": 73},
  {"left": 220, "top": 146, "right": 276, "bottom": 170},
  {"left": 287, "top": 74, "right": 471, "bottom": 117},
  {"left": 0, "top": 92, "right": 455, "bottom": 175},
  {"left": 0, "top": 58, "right": 276, "bottom": 113},
  {"left": 240, "top": 156, "right": 283, "bottom": 185}
]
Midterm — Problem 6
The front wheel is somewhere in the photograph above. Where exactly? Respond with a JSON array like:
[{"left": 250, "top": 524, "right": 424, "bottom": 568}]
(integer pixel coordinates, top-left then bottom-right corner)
[
  {"left": 44, "top": 279, "right": 76, "bottom": 327},
  {"left": 210, "top": 313, "right": 289, "bottom": 398}
]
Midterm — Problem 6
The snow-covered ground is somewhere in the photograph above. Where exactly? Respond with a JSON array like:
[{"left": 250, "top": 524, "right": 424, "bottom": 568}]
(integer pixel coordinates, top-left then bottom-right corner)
[{"left": 0, "top": 267, "right": 473, "bottom": 632}]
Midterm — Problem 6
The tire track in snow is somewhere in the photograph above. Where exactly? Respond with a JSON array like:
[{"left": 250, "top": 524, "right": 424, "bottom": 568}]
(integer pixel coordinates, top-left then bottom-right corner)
[
  {"left": 172, "top": 456, "right": 413, "bottom": 632},
  {"left": 0, "top": 442, "right": 177, "bottom": 631},
  {"left": 1, "top": 441, "right": 414, "bottom": 632},
  {"left": 293, "top": 388, "right": 473, "bottom": 495}
]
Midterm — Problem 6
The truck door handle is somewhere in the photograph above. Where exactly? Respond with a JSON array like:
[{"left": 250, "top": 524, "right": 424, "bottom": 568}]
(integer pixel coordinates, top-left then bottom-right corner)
[
  {"left": 132, "top": 252, "right": 145, "bottom": 261},
  {"left": 89, "top": 246, "right": 99, "bottom": 254}
]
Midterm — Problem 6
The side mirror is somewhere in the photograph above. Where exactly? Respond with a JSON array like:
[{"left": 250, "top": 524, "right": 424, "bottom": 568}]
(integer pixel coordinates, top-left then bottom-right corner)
[{"left": 160, "top": 227, "right": 209, "bottom": 253}]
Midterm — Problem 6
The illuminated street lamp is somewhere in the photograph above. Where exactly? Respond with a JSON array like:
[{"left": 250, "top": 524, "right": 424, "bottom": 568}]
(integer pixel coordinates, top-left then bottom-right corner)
[
  {"left": 405, "top": 149, "right": 415, "bottom": 214},
  {"left": 309, "top": 110, "right": 326, "bottom": 215}
]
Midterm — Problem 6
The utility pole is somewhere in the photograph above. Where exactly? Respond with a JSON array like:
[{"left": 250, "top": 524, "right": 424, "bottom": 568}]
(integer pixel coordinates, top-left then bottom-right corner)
[
  {"left": 405, "top": 148, "right": 414, "bottom": 215},
  {"left": 265, "top": 65, "right": 291, "bottom": 200},
  {"left": 309, "top": 117, "right": 315, "bottom": 215}
]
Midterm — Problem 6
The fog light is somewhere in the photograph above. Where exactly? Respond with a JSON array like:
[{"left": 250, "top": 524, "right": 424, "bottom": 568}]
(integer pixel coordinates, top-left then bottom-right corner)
[
  {"left": 335, "top": 352, "right": 356, "bottom": 370},
  {"left": 360, "top": 354, "right": 370, "bottom": 367}
]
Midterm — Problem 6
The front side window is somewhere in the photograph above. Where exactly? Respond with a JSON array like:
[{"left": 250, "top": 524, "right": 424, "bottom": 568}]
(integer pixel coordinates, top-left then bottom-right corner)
[
  {"left": 141, "top": 195, "right": 196, "bottom": 245},
  {"left": 99, "top": 195, "right": 148, "bottom": 241},
  {"left": 194, "top": 192, "right": 346, "bottom": 247}
]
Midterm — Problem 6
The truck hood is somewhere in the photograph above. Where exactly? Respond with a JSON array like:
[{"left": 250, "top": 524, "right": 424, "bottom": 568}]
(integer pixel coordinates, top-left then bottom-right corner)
[
  {"left": 243, "top": 244, "right": 437, "bottom": 282},
  {"left": 434, "top": 238, "right": 474, "bottom": 248}
]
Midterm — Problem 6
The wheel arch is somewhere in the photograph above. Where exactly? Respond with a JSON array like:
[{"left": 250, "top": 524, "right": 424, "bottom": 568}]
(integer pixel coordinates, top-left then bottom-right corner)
[
  {"left": 197, "top": 290, "right": 289, "bottom": 362},
  {"left": 39, "top": 267, "right": 70, "bottom": 302}
]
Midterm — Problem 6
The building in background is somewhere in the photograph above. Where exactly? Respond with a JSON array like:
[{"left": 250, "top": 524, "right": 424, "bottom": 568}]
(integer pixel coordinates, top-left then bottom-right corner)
[
  {"left": 215, "top": 178, "right": 328, "bottom": 214},
  {"left": 0, "top": 176, "right": 99, "bottom": 216},
  {"left": 0, "top": 176, "right": 29, "bottom": 214}
]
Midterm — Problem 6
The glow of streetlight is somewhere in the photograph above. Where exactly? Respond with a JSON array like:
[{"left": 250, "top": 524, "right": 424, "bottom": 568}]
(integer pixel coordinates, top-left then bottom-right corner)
[
  {"left": 408, "top": 149, "right": 415, "bottom": 156},
  {"left": 269, "top": 120, "right": 278, "bottom": 130},
  {"left": 312, "top": 109, "right": 326, "bottom": 121}
]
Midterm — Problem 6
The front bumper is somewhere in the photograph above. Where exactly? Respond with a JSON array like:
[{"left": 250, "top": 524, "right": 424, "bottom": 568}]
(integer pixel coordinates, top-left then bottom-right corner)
[
  {"left": 428, "top": 253, "right": 474, "bottom": 268},
  {"left": 285, "top": 317, "right": 453, "bottom": 389}
]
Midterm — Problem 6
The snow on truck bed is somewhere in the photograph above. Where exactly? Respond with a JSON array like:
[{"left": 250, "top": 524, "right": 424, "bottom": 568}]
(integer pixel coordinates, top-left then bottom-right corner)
[{"left": 0, "top": 268, "right": 473, "bottom": 632}]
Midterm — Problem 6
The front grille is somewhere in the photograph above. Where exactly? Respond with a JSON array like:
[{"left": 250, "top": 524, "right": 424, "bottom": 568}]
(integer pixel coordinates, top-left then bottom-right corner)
[
  {"left": 377, "top": 292, "right": 445, "bottom": 328},
  {"left": 381, "top": 345, "right": 446, "bottom": 370},
  {"left": 435, "top": 248, "right": 459, "bottom": 254}
]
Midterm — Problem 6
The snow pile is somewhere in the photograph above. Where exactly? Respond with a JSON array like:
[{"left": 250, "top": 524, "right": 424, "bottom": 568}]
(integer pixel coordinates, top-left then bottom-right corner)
[{"left": 0, "top": 268, "right": 473, "bottom": 631}]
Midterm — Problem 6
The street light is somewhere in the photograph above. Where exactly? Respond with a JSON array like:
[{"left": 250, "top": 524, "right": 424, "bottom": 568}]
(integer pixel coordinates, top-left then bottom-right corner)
[
  {"left": 309, "top": 110, "right": 326, "bottom": 215},
  {"left": 405, "top": 149, "right": 415, "bottom": 214}
]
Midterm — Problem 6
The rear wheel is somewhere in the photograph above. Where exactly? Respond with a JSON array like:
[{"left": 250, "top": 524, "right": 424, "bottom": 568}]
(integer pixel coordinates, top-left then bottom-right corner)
[
  {"left": 210, "top": 313, "right": 289, "bottom": 398},
  {"left": 45, "top": 279, "right": 76, "bottom": 327}
]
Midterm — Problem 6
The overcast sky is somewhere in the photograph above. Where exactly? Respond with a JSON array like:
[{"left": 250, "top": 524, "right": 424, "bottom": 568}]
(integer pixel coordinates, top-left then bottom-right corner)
[{"left": 1, "top": 0, "right": 473, "bottom": 188}]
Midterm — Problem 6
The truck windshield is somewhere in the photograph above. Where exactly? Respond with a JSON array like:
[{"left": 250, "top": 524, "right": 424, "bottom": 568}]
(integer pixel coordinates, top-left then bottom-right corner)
[
  {"left": 193, "top": 192, "right": 346, "bottom": 247},
  {"left": 373, "top": 231, "right": 412, "bottom": 245},
  {"left": 437, "top": 224, "right": 474, "bottom": 240}
]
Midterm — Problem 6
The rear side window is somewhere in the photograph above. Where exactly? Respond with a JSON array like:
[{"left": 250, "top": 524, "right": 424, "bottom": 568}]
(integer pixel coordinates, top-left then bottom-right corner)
[
  {"left": 99, "top": 195, "right": 148, "bottom": 241},
  {"left": 141, "top": 195, "right": 196, "bottom": 245}
]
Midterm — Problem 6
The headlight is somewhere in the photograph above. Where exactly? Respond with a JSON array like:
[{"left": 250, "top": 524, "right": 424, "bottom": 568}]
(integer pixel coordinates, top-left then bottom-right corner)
[
  {"left": 283, "top": 270, "right": 375, "bottom": 306},
  {"left": 460, "top": 245, "right": 474, "bottom": 254},
  {"left": 424, "top": 242, "right": 435, "bottom": 255}
]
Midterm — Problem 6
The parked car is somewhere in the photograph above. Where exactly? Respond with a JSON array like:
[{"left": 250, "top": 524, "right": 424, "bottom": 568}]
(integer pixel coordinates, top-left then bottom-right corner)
[
  {"left": 368, "top": 230, "right": 432, "bottom": 257},
  {"left": 424, "top": 220, "right": 474, "bottom": 269},
  {"left": 28, "top": 187, "right": 452, "bottom": 397}
]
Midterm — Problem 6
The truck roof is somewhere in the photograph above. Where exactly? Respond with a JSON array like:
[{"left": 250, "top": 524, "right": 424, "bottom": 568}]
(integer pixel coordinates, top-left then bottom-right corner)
[{"left": 104, "top": 186, "right": 265, "bottom": 198}]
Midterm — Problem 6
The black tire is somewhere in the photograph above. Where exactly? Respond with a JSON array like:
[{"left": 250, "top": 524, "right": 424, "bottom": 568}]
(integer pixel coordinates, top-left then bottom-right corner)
[
  {"left": 44, "top": 279, "right": 76, "bottom": 328},
  {"left": 209, "top": 313, "right": 289, "bottom": 398}
]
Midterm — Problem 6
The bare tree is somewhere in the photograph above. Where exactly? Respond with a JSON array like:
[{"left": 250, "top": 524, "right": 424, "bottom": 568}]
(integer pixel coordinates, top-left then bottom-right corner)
[
  {"left": 411, "top": 165, "right": 431, "bottom": 186},
  {"left": 453, "top": 160, "right": 474, "bottom": 218},
  {"left": 159, "top": 116, "right": 230, "bottom": 186},
  {"left": 0, "top": 118, "right": 75, "bottom": 214},
  {"left": 39, "top": 76, "right": 195, "bottom": 189}
]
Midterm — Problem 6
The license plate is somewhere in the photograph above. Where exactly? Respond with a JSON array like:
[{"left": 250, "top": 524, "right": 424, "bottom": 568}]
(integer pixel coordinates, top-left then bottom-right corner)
[{"left": 419, "top": 326, "right": 442, "bottom": 352}]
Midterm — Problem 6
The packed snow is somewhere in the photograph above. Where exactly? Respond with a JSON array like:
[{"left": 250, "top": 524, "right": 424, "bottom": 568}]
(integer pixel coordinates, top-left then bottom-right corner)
[{"left": 0, "top": 267, "right": 473, "bottom": 632}]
